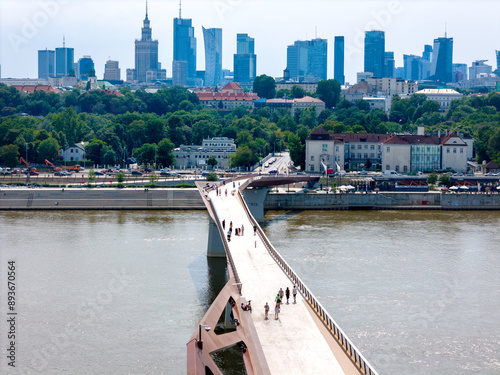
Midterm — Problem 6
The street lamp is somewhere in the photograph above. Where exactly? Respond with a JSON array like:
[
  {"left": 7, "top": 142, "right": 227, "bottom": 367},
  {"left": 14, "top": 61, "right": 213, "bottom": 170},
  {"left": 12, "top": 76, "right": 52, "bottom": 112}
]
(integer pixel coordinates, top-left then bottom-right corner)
[{"left": 197, "top": 324, "right": 211, "bottom": 350}]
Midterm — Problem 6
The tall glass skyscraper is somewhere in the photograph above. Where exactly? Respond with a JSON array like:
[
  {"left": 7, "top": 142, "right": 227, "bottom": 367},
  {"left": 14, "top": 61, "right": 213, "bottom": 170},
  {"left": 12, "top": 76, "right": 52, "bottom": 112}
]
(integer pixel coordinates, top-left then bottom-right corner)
[
  {"left": 334, "top": 36, "right": 345, "bottom": 85},
  {"left": 38, "top": 49, "right": 55, "bottom": 78},
  {"left": 286, "top": 38, "right": 327, "bottom": 82},
  {"left": 431, "top": 37, "right": 453, "bottom": 83},
  {"left": 55, "top": 39, "right": 74, "bottom": 78},
  {"left": 173, "top": 17, "right": 197, "bottom": 81},
  {"left": 133, "top": 4, "right": 159, "bottom": 83},
  {"left": 202, "top": 27, "right": 222, "bottom": 87},
  {"left": 234, "top": 33, "right": 256, "bottom": 83},
  {"left": 495, "top": 50, "right": 500, "bottom": 72},
  {"left": 77, "top": 56, "right": 94, "bottom": 81},
  {"left": 364, "top": 30, "right": 385, "bottom": 78}
]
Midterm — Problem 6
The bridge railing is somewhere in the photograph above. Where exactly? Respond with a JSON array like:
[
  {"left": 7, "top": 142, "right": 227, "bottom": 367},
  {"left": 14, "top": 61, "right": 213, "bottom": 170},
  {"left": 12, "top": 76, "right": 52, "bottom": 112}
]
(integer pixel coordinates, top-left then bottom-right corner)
[
  {"left": 200, "top": 186, "right": 242, "bottom": 295},
  {"left": 235, "top": 188, "right": 379, "bottom": 375}
]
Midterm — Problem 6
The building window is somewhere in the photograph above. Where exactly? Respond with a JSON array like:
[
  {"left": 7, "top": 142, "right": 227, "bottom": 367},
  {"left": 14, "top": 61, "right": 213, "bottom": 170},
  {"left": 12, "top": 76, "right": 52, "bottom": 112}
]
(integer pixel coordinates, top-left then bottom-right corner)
[
  {"left": 358, "top": 145, "right": 362, "bottom": 150},
  {"left": 351, "top": 145, "right": 355, "bottom": 150},
  {"left": 447, "top": 148, "right": 450, "bottom": 153},
  {"left": 364, "top": 153, "right": 368, "bottom": 159},
  {"left": 336, "top": 146, "right": 339, "bottom": 152},
  {"left": 386, "top": 165, "right": 390, "bottom": 170},
  {"left": 460, "top": 148, "right": 464, "bottom": 154},
  {"left": 310, "top": 165, "right": 315, "bottom": 172},
  {"left": 357, "top": 153, "right": 362, "bottom": 159},
  {"left": 311, "top": 156, "right": 314, "bottom": 161},
  {"left": 370, "top": 145, "right": 375, "bottom": 150},
  {"left": 70, "top": 149, "right": 74, "bottom": 153},
  {"left": 364, "top": 145, "right": 368, "bottom": 149},
  {"left": 395, "top": 166, "right": 400, "bottom": 172},
  {"left": 453, "top": 148, "right": 457, "bottom": 154},
  {"left": 404, "top": 166, "right": 408, "bottom": 172},
  {"left": 387, "top": 147, "right": 390, "bottom": 152},
  {"left": 370, "top": 153, "right": 375, "bottom": 158},
  {"left": 322, "top": 144, "right": 328, "bottom": 152}
]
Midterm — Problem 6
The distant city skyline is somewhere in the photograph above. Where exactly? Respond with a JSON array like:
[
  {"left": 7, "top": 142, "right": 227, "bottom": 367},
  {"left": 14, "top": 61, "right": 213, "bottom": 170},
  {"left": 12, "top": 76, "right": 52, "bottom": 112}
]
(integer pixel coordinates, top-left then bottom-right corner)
[{"left": 1, "top": 0, "right": 499, "bottom": 83}]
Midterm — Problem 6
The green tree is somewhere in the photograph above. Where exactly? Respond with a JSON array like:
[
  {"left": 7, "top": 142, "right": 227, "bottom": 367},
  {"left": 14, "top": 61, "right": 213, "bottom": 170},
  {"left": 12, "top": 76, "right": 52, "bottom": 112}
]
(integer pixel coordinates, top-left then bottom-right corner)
[
  {"left": 87, "top": 169, "right": 96, "bottom": 184},
  {"left": 427, "top": 172, "right": 438, "bottom": 185},
  {"left": 287, "top": 133, "right": 305, "bottom": 169},
  {"left": 148, "top": 173, "right": 159, "bottom": 185},
  {"left": 0, "top": 144, "right": 20, "bottom": 168},
  {"left": 116, "top": 171, "right": 125, "bottom": 183},
  {"left": 253, "top": 75, "right": 276, "bottom": 99},
  {"left": 438, "top": 173, "right": 451, "bottom": 187},
  {"left": 316, "top": 79, "right": 341, "bottom": 108},
  {"left": 207, "top": 156, "right": 218, "bottom": 168},
  {"left": 290, "top": 85, "right": 306, "bottom": 99},
  {"left": 206, "top": 172, "right": 218, "bottom": 181},
  {"left": 157, "top": 138, "right": 176, "bottom": 167},
  {"left": 36, "top": 137, "right": 60, "bottom": 163},
  {"left": 231, "top": 145, "right": 257, "bottom": 167}
]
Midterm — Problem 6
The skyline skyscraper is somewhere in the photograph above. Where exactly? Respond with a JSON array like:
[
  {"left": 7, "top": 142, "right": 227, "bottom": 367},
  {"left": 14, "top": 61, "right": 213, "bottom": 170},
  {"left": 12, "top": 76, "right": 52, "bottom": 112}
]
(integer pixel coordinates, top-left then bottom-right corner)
[
  {"left": 234, "top": 33, "right": 256, "bottom": 83},
  {"left": 364, "top": 30, "right": 385, "bottom": 78},
  {"left": 431, "top": 36, "right": 453, "bottom": 83},
  {"left": 104, "top": 60, "right": 121, "bottom": 81},
  {"left": 77, "top": 56, "right": 94, "bottom": 81},
  {"left": 173, "top": 1, "right": 197, "bottom": 84},
  {"left": 384, "top": 51, "right": 395, "bottom": 78},
  {"left": 38, "top": 49, "right": 55, "bottom": 78},
  {"left": 202, "top": 26, "right": 222, "bottom": 86},
  {"left": 286, "top": 38, "right": 327, "bottom": 82},
  {"left": 55, "top": 38, "right": 74, "bottom": 78},
  {"left": 495, "top": 50, "right": 500, "bottom": 72},
  {"left": 334, "top": 36, "right": 345, "bottom": 85},
  {"left": 129, "top": 2, "right": 165, "bottom": 83}
]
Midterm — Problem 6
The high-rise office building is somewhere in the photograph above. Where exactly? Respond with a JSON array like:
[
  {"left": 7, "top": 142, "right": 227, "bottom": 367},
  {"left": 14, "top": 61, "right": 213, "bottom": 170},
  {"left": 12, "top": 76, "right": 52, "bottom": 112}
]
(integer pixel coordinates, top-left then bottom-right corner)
[
  {"left": 128, "top": 2, "right": 165, "bottom": 83},
  {"left": 452, "top": 63, "right": 467, "bottom": 82},
  {"left": 334, "top": 36, "right": 345, "bottom": 85},
  {"left": 364, "top": 30, "right": 385, "bottom": 78},
  {"left": 55, "top": 38, "right": 74, "bottom": 78},
  {"left": 404, "top": 54, "right": 423, "bottom": 81},
  {"left": 287, "top": 38, "right": 327, "bottom": 82},
  {"left": 77, "top": 56, "right": 94, "bottom": 81},
  {"left": 469, "top": 60, "right": 492, "bottom": 79},
  {"left": 496, "top": 50, "right": 500, "bottom": 70},
  {"left": 384, "top": 51, "right": 395, "bottom": 78},
  {"left": 104, "top": 60, "right": 121, "bottom": 81},
  {"left": 233, "top": 33, "right": 256, "bottom": 83},
  {"left": 172, "top": 60, "right": 188, "bottom": 86},
  {"left": 431, "top": 36, "right": 453, "bottom": 83},
  {"left": 202, "top": 27, "right": 222, "bottom": 87},
  {"left": 173, "top": 1, "right": 197, "bottom": 83},
  {"left": 38, "top": 49, "right": 55, "bottom": 78}
]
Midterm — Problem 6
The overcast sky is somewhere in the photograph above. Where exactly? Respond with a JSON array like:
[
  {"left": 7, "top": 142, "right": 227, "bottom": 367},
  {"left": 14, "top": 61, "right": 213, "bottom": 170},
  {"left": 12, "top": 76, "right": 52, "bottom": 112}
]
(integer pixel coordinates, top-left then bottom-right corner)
[{"left": 1, "top": 0, "right": 499, "bottom": 83}]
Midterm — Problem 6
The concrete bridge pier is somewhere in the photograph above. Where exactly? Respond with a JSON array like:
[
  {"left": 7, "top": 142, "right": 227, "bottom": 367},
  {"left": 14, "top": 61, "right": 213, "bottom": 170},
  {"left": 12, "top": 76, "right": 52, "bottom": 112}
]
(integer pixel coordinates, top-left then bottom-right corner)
[
  {"left": 207, "top": 218, "right": 226, "bottom": 258},
  {"left": 241, "top": 187, "right": 271, "bottom": 221}
]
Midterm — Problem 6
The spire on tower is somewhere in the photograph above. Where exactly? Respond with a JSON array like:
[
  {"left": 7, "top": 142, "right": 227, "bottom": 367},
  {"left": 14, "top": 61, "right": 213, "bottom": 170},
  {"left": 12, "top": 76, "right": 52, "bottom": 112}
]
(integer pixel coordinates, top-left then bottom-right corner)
[
  {"left": 145, "top": 0, "right": 149, "bottom": 20},
  {"left": 445, "top": 22, "right": 447, "bottom": 38},
  {"left": 63, "top": 35, "right": 65, "bottom": 48},
  {"left": 179, "top": 0, "right": 182, "bottom": 19}
]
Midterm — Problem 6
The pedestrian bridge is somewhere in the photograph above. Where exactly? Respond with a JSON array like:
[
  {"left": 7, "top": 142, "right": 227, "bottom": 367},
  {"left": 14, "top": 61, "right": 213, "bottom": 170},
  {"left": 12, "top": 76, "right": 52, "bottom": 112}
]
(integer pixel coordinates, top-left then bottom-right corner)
[{"left": 187, "top": 176, "right": 378, "bottom": 375}]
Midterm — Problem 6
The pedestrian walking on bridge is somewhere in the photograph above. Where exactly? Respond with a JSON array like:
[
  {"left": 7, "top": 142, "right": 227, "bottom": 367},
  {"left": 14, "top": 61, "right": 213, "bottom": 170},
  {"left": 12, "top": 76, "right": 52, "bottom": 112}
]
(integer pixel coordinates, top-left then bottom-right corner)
[
  {"left": 293, "top": 286, "right": 297, "bottom": 303},
  {"left": 264, "top": 302, "right": 269, "bottom": 320},
  {"left": 285, "top": 287, "right": 290, "bottom": 304}
]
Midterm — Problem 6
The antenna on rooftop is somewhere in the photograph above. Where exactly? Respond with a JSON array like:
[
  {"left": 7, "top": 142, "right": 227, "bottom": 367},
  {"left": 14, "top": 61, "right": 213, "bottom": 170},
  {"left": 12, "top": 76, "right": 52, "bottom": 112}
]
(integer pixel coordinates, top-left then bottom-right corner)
[
  {"left": 179, "top": 0, "right": 182, "bottom": 19},
  {"left": 63, "top": 35, "right": 65, "bottom": 48},
  {"left": 445, "top": 22, "right": 447, "bottom": 38}
]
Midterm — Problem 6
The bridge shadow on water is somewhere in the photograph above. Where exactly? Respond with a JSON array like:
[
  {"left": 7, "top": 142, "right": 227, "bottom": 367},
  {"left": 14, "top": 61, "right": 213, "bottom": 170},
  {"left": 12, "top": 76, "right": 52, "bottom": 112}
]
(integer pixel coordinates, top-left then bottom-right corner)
[{"left": 259, "top": 210, "right": 304, "bottom": 229}]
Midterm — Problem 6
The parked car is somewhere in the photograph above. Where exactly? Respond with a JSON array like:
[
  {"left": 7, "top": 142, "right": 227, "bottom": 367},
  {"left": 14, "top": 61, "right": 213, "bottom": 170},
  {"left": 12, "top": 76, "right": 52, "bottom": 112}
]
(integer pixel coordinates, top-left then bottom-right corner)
[
  {"left": 94, "top": 171, "right": 104, "bottom": 176},
  {"left": 131, "top": 170, "right": 143, "bottom": 176},
  {"left": 25, "top": 170, "right": 39, "bottom": 176},
  {"left": 160, "top": 171, "right": 171, "bottom": 176}
]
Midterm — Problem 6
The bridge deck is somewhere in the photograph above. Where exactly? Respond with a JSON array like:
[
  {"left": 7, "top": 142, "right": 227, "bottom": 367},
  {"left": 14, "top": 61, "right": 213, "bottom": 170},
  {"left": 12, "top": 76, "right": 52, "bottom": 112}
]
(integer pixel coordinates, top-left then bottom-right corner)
[{"left": 208, "top": 181, "right": 362, "bottom": 374}]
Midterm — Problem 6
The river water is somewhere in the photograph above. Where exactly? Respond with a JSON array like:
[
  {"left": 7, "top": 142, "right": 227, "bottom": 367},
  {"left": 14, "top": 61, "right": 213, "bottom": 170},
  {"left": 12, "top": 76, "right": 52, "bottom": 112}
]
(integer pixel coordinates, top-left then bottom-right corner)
[{"left": 0, "top": 210, "right": 499, "bottom": 374}]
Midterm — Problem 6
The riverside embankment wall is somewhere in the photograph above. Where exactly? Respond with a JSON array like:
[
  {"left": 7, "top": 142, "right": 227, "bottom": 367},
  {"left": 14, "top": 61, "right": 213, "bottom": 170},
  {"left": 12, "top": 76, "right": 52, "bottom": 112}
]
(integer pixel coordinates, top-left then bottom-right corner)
[{"left": 1, "top": 188, "right": 500, "bottom": 210}]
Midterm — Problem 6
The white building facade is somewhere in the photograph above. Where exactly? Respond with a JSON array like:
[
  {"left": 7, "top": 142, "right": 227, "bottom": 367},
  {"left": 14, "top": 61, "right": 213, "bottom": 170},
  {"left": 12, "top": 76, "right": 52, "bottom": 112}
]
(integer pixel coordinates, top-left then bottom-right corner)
[{"left": 174, "top": 137, "right": 236, "bottom": 169}]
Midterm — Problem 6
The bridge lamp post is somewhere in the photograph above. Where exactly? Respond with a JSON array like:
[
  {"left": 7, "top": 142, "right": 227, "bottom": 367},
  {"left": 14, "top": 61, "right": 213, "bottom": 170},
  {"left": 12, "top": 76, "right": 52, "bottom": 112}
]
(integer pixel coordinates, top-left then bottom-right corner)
[{"left": 197, "top": 324, "right": 211, "bottom": 350}]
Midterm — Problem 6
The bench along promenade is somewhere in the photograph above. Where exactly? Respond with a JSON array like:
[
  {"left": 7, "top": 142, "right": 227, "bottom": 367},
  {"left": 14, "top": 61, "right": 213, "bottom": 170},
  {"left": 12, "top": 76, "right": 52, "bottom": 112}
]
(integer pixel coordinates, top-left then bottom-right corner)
[{"left": 187, "top": 176, "right": 378, "bottom": 375}]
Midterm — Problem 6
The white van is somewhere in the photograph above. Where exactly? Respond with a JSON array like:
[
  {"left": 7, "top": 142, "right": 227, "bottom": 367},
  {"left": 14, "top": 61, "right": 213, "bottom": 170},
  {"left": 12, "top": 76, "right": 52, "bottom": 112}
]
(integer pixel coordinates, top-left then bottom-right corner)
[{"left": 384, "top": 170, "right": 398, "bottom": 176}]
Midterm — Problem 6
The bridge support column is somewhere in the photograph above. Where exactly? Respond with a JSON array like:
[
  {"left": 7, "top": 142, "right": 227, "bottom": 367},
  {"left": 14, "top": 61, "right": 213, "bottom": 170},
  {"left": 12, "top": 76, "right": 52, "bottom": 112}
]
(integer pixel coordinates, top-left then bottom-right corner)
[
  {"left": 241, "top": 187, "right": 270, "bottom": 221},
  {"left": 207, "top": 217, "right": 226, "bottom": 258}
]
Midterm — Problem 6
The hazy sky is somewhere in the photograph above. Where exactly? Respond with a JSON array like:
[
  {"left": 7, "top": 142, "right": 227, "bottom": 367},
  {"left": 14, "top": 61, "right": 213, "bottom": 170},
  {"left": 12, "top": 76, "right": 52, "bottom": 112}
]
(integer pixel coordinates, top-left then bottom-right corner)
[{"left": 1, "top": 0, "right": 499, "bottom": 83}]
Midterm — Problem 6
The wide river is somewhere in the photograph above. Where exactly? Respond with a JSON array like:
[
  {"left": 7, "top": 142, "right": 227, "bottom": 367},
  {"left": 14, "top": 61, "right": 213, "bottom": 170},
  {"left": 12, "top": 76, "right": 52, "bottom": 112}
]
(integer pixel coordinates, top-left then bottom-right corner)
[{"left": 0, "top": 209, "right": 499, "bottom": 374}]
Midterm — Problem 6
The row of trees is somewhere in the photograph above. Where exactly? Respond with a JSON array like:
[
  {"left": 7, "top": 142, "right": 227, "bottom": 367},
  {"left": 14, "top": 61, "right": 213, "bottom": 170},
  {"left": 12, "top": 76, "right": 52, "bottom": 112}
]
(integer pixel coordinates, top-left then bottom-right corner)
[{"left": 0, "top": 83, "right": 499, "bottom": 171}]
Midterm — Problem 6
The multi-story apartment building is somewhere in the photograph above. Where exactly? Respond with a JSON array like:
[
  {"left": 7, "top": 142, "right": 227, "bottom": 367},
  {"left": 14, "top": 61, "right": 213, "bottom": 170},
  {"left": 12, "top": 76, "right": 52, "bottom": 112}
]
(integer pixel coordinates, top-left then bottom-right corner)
[{"left": 306, "top": 128, "right": 469, "bottom": 173}]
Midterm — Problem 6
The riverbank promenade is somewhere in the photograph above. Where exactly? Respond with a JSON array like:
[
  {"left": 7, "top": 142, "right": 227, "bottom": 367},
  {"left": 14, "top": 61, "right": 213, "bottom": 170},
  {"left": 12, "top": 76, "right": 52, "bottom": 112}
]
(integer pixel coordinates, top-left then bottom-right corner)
[{"left": 193, "top": 178, "right": 374, "bottom": 374}]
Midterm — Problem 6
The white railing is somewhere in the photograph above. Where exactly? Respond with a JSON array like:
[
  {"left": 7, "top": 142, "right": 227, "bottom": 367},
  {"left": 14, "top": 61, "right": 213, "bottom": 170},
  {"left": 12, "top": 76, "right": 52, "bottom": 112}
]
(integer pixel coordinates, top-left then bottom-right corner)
[{"left": 236, "top": 188, "right": 379, "bottom": 375}]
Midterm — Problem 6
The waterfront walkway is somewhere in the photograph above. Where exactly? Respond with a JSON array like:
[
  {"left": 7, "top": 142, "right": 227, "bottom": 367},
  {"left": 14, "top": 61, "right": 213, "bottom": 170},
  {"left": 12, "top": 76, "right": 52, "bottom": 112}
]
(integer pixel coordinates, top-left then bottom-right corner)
[{"left": 206, "top": 180, "right": 365, "bottom": 374}]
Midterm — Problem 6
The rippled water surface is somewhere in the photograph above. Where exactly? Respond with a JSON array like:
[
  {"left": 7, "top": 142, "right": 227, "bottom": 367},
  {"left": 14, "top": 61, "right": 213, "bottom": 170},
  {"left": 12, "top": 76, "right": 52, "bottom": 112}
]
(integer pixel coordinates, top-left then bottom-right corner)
[{"left": 1, "top": 210, "right": 499, "bottom": 374}]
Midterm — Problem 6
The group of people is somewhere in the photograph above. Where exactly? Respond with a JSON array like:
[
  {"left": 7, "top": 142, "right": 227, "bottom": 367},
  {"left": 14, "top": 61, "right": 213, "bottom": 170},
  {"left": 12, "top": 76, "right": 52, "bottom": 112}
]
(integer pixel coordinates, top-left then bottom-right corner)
[
  {"left": 224, "top": 220, "right": 246, "bottom": 242},
  {"left": 263, "top": 286, "right": 298, "bottom": 320}
]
